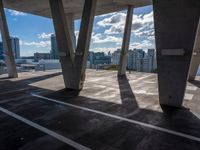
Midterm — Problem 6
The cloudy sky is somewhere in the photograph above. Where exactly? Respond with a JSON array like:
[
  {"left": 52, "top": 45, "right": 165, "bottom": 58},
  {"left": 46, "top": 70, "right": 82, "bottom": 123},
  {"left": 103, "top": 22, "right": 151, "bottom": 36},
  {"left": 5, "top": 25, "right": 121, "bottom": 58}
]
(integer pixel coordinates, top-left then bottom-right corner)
[{"left": 4, "top": 5, "right": 155, "bottom": 56}]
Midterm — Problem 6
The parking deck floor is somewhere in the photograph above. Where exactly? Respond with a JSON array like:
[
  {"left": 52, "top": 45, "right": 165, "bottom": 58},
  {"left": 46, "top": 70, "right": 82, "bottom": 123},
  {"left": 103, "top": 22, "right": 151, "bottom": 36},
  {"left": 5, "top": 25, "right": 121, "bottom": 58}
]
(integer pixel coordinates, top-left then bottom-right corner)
[{"left": 0, "top": 69, "right": 200, "bottom": 150}]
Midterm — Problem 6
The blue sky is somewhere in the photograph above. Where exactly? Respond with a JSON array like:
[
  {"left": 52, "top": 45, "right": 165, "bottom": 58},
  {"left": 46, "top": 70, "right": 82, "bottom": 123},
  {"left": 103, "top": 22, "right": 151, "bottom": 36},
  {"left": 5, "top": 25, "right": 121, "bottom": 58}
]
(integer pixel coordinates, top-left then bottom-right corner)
[{"left": 3, "top": 5, "right": 155, "bottom": 56}]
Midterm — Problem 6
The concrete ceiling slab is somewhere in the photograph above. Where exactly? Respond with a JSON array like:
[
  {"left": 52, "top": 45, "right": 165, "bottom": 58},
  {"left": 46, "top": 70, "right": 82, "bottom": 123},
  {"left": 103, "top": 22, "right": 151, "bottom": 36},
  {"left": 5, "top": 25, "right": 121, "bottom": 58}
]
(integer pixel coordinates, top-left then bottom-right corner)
[{"left": 3, "top": 0, "right": 152, "bottom": 19}]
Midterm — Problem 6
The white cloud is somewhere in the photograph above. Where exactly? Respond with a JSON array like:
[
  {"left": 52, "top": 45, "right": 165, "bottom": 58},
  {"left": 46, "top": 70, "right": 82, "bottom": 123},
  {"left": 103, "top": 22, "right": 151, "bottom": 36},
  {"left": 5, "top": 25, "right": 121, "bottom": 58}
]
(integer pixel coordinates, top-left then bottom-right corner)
[
  {"left": 20, "top": 40, "right": 51, "bottom": 48},
  {"left": 37, "top": 32, "right": 53, "bottom": 39},
  {"left": 8, "top": 10, "right": 27, "bottom": 16},
  {"left": 92, "top": 33, "right": 122, "bottom": 44},
  {"left": 97, "top": 11, "right": 154, "bottom": 37},
  {"left": 105, "top": 25, "right": 124, "bottom": 35},
  {"left": 135, "top": 29, "right": 155, "bottom": 41},
  {"left": 135, "top": 29, "right": 154, "bottom": 37},
  {"left": 97, "top": 12, "right": 126, "bottom": 27},
  {"left": 134, "top": 12, "right": 154, "bottom": 30},
  {"left": 147, "top": 35, "right": 155, "bottom": 41},
  {"left": 130, "top": 40, "right": 154, "bottom": 50}
]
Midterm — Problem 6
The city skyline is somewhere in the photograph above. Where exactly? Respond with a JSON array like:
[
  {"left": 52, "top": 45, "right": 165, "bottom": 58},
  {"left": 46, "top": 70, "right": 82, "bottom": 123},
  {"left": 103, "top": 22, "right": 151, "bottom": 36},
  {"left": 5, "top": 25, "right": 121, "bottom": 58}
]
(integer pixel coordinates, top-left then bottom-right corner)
[
  {"left": 86, "top": 48, "right": 156, "bottom": 73},
  {"left": 1, "top": 5, "right": 155, "bottom": 56}
]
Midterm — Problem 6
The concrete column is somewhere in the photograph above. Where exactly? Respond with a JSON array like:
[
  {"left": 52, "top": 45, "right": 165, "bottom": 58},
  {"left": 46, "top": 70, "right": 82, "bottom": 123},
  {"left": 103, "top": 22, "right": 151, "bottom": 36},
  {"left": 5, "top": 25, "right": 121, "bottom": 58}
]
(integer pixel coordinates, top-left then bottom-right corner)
[
  {"left": 49, "top": 0, "right": 76, "bottom": 89},
  {"left": 49, "top": 0, "right": 97, "bottom": 90},
  {"left": 153, "top": 0, "right": 200, "bottom": 107},
  {"left": 66, "top": 14, "right": 76, "bottom": 50},
  {"left": 0, "top": 0, "right": 18, "bottom": 78},
  {"left": 49, "top": 0, "right": 75, "bottom": 64},
  {"left": 75, "top": 0, "right": 97, "bottom": 89},
  {"left": 188, "top": 19, "right": 200, "bottom": 81},
  {"left": 118, "top": 6, "right": 134, "bottom": 76}
]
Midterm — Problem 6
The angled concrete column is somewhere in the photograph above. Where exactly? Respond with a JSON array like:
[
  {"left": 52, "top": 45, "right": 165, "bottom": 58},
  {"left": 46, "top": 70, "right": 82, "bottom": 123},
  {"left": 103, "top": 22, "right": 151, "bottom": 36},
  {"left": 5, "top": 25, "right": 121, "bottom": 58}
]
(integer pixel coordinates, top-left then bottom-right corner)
[
  {"left": 66, "top": 14, "right": 76, "bottom": 50},
  {"left": 0, "top": 0, "right": 18, "bottom": 78},
  {"left": 153, "top": 0, "right": 200, "bottom": 107},
  {"left": 49, "top": 0, "right": 97, "bottom": 90},
  {"left": 75, "top": 0, "right": 97, "bottom": 89},
  {"left": 49, "top": 0, "right": 75, "bottom": 63},
  {"left": 118, "top": 6, "right": 134, "bottom": 76},
  {"left": 188, "top": 19, "right": 200, "bottom": 81},
  {"left": 49, "top": 0, "right": 76, "bottom": 89}
]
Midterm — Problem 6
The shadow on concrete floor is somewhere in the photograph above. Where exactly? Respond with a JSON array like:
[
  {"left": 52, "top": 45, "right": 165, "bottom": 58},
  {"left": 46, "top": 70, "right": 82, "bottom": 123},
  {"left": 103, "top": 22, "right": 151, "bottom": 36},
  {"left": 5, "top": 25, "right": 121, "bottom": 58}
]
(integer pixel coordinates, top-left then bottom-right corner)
[
  {"left": 43, "top": 75, "right": 200, "bottom": 139},
  {"left": 117, "top": 75, "right": 138, "bottom": 110},
  {"left": 189, "top": 79, "right": 200, "bottom": 88},
  {"left": 0, "top": 72, "right": 200, "bottom": 149}
]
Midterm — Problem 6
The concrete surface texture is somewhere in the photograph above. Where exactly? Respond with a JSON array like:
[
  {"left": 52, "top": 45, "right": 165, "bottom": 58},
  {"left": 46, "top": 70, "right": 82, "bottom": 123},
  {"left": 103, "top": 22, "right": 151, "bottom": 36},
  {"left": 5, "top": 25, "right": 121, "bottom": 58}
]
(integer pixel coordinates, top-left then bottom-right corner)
[
  {"left": 0, "top": 70, "right": 200, "bottom": 150},
  {"left": 189, "top": 19, "right": 200, "bottom": 81},
  {"left": 118, "top": 6, "right": 133, "bottom": 76},
  {"left": 3, "top": 0, "right": 151, "bottom": 19},
  {"left": 0, "top": 0, "right": 18, "bottom": 78},
  {"left": 153, "top": 0, "right": 200, "bottom": 107},
  {"left": 50, "top": 0, "right": 97, "bottom": 90}
]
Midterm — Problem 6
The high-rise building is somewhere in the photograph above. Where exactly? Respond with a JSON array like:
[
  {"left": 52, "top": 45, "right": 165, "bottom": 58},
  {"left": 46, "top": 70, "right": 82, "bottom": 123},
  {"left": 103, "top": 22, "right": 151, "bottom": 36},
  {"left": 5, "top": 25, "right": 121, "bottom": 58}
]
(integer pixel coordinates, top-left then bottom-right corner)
[
  {"left": 127, "top": 49, "right": 144, "bottom": 70},
  {"left": 142, "top": 57, "right": 153, "bottom": 72},
  {"left": 88, "top": 51, "right": 111, "bottom": 68},
  {"left": 10, "top": 37, "right": 20, "bottom": 59},
  {"left": 93, "top": 52, "right": 111, "bottom": 65},
  {"left": 126, "top": 49, "right": 157, "bottom": 72},
  {"left": 50, "top": 34, "right": 59, "bottom": 59},
  {"left": 147, "top": 49, "right": 156, "bottom": 71},
  {"left": 136, "top": 58, "right": 143, "bottom": 72},
  {"left": 0, "top": 42, "right": 4, "bottom": 60},
  {"left": 88, "top": 51, "right": 95, "bottom": 67},
  {"left": 108, "top": 51, "right": 112, "bottom": 57},
  {"left": 148, "top": 49, "right": 155, "bottom": 57},
  {"left": 135, "top": 49, "right": 145, "bottom": 59},
  {"left": 127, "top": 50, "right": 135, "bottom": 70},
  {"left": 112, "top": 49, "right": 121, "bottom": 65},
  {"left": 133, "top": 49, "right": 144, "bottom": 71},
  {"left": 0, "top": 37, "right": 20, "bottom": 60}
]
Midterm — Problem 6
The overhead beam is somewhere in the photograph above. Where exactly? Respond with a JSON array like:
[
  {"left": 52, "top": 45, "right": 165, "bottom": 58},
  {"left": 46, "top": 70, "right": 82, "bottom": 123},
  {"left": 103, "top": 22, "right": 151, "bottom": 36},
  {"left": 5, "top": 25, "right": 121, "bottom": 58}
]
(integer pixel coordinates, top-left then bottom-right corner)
[
  {"left": 113, "top": 0, "right": 136, "bottom": 5},
  {"left": 118, "top": 5, "right": 134, "bottom": 76},
  {"left": 0, "top": 0, "right": 18, "bottom": 78},
  {"left": 3, "top": 0, "right": 152, "bottom": 20},
  {"left": 188, "top": 19, "right": 200, "bottom": 81}
]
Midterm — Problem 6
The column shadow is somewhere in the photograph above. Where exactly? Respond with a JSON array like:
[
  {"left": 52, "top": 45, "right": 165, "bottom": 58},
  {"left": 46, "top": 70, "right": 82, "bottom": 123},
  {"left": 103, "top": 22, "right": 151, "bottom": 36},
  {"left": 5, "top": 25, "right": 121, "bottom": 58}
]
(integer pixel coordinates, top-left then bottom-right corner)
[
  {"left": 189, "top": 80, "right": 200, "bottom": 88},
  {"left": 1, "top": 71, "right": 200, "bottom": 149}
]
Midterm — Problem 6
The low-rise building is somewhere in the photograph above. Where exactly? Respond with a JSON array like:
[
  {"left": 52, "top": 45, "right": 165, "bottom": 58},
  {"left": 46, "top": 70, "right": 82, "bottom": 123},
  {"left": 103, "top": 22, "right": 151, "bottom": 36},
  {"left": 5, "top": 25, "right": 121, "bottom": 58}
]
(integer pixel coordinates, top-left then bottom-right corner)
[{"left": 34, "top": 53, "right": 51, "bottom": 61}]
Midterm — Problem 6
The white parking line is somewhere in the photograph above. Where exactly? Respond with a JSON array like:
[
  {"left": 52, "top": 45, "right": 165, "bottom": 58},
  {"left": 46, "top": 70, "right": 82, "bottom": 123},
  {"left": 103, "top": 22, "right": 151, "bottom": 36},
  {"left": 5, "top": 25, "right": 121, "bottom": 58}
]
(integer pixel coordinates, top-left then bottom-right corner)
[
  {"left": 0, "top": 106, "right": 91, "bottom": 150},
  {"left": 31, "top": 93, "right": 200, "bottom": 143}
]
